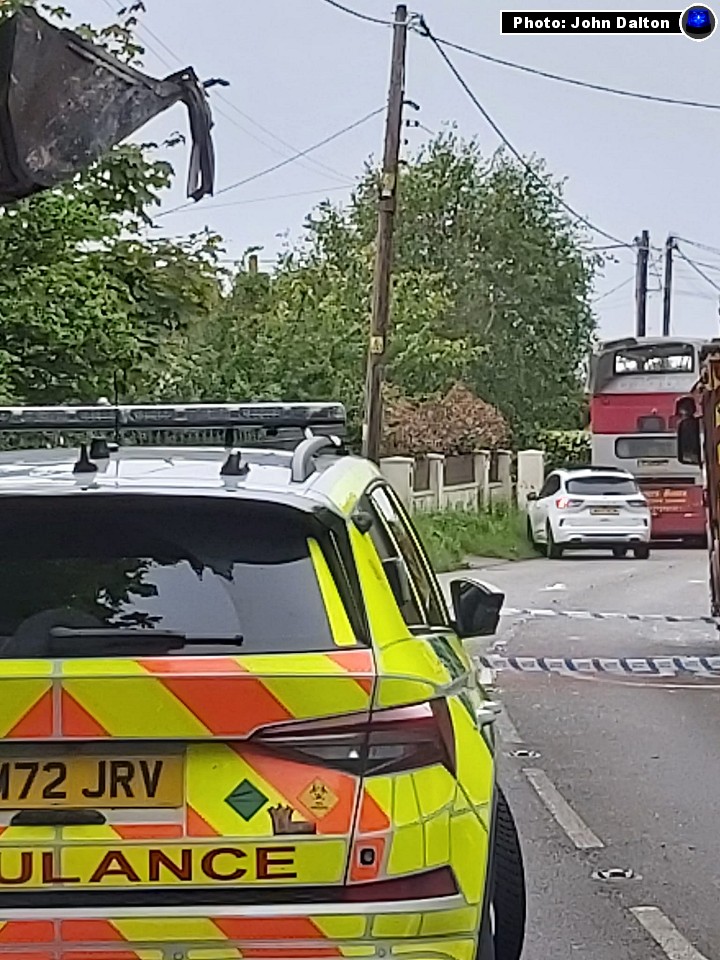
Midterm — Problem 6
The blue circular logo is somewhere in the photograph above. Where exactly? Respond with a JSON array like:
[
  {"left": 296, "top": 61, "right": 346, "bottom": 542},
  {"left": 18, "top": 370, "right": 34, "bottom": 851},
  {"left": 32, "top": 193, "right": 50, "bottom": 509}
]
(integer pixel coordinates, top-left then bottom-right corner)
[{"left": 682, "top": 5, "right": 716, "bottom": 38}]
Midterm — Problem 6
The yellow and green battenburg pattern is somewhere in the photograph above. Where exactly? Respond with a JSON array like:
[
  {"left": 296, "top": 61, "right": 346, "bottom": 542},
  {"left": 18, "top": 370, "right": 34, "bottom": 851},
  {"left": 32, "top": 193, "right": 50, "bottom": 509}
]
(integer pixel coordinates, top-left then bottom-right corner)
[{"left": 0, "top": 497, "right": 493, "bottom": 958}]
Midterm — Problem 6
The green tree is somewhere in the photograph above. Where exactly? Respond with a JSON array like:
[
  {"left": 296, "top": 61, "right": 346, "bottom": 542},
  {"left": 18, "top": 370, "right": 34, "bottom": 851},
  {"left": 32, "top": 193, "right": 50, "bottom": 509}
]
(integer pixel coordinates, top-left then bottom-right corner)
[
  {"left": 206, "top": 131, "right": 598, "bottom": 446},
  {"left": 0, "top": 4, "right": 225, "bottom": 405}
]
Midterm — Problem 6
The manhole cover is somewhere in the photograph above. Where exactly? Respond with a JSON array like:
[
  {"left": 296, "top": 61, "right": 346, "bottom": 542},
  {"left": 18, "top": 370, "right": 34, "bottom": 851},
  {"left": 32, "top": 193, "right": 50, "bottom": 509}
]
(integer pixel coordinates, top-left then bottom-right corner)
[
  {"left": 592, "top": 868, "right": 637, "bottom": 881},
  {"left": 508, "top": 749, "right": 541, "bottom": 759}
]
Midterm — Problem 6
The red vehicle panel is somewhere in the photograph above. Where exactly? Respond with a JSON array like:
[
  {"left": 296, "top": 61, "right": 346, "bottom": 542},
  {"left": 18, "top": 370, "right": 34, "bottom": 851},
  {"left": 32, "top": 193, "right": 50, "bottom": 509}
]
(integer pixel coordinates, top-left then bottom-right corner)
[
  {"left": 640, "top": 483, "right": 706, "bottom": 540},
  {"left": 588, "top": 338, "right": 708, "bottom": 541}
]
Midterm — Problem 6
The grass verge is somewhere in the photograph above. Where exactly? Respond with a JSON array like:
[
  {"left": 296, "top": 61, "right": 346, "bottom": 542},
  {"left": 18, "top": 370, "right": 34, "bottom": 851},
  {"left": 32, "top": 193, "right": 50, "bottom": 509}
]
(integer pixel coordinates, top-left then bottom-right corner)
[{"left": 413, "top": 504, "right": 536, "bottom": 573}]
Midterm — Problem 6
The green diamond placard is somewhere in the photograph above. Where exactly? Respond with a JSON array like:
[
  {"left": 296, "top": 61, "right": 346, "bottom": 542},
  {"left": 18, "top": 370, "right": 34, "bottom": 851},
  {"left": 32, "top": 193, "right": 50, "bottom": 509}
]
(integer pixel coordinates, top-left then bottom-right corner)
[{"left": 226, "top": 779, "right": 268, "bottom": 821}]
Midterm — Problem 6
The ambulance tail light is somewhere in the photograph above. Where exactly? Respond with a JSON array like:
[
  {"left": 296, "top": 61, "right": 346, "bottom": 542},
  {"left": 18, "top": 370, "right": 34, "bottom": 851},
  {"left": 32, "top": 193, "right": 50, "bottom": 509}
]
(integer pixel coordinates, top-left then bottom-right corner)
[
  {"left": 253, "top": 700, "right": 456, "bottom": 777},
  {"left": 340, "top": 866, "right": 458, "bottom": 901}
]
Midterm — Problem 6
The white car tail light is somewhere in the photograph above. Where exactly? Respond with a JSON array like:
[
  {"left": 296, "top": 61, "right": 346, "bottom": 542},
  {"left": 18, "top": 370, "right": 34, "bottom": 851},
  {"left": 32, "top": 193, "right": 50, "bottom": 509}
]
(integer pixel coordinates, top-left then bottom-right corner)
[{"left": 556, "top": 497, "right": 583, "bottom": 509}]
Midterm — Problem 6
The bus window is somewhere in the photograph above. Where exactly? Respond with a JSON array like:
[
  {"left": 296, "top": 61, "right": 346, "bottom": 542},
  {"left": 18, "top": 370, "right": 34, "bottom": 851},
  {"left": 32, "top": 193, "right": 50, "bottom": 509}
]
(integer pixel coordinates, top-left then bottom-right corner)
[
  {"left": 615, "top": 436, "right": 677, "bottom": 459},
  {"left": 614, "top": 344, "right": 694, "bottom": 375}
]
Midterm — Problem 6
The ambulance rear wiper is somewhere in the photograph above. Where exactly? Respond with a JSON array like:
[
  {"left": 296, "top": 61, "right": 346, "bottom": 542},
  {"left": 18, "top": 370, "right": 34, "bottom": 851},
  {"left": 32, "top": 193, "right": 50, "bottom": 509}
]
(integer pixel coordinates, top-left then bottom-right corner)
[{"left": 48, "top": 627, "right": 244, "bottom": 650}]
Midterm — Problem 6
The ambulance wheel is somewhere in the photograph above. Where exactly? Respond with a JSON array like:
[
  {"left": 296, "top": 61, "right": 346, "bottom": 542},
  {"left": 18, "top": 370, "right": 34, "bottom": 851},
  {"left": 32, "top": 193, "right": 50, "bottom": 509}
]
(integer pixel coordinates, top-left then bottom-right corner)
[{"left": 492, "top": 788, "right": 527, "bottom": 960}]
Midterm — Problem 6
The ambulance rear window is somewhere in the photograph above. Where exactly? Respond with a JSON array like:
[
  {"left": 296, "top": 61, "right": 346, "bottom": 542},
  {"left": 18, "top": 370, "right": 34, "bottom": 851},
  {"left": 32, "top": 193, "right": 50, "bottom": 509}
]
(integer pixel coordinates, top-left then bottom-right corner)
[{"left": 0, "top": 496, "right": 345, "bottom": 657}]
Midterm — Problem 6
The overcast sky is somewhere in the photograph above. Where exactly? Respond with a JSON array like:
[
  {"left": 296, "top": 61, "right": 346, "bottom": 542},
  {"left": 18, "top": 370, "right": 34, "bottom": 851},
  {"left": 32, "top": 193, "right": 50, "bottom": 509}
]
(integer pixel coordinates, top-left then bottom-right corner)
[{"left": 70, "top": 1, "right": 720, "bottom": 342}]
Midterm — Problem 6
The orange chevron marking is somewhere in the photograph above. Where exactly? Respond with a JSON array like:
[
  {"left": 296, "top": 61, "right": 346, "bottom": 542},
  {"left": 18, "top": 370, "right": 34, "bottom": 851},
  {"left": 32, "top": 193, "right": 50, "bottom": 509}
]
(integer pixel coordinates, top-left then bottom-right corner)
[
  {"left": 187, "top": 805, "right": 220, "bottom": 837},
  {"left": 113, "top": 823, "right": 184, "bottom": 840},
  {"left": 66, "top": 953, "right": 141, "bottom": 960},
  {"left": 0, "top": 953, "right": 52, "bottom": 960},
  {"left": 61, "top": 921, "right": 124, "bottom": 943},
  {"left": 61, "top": 689, "right": 110, "bottom": 738},
  {"left": 139, "top": 657, "right": 242, "bottom": 675},
  {"left": 327, "top": 651, "right": 375, "bottom": 695},
  {"left": 239, "top": 746, "right": 355, "bottom": 834},
  {"left": 139, "top": 667, "right": 292, "bottom": 736},
  {"left": 358, "top": 789, "right": 391, "bottom": 833},
  {"left": 0, "top": 922, "right": 53, "bottom": 943},
  {"left": 6, "top": 691, "right": 53, "bottom": 739}
]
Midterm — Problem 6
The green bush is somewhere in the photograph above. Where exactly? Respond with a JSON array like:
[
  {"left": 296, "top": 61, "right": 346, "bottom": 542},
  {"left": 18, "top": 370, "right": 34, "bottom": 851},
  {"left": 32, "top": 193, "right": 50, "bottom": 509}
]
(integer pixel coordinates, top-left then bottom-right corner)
[
  {"left": 413, "top": 504, "right": 536, "bottom": 573},
  {"left": 537, "top": 429, "right": 591, "bottom": 472}
]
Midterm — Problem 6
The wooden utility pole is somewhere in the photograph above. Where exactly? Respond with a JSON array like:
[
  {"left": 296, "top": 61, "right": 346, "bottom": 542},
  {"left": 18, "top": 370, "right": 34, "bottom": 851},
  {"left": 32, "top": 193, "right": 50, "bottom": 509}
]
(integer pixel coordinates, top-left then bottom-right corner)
[
  {"left": 662, "top": 235, "right": 675, "bottom": 337},
  {"left": 635, "top": 230, "right": 649, "bottom": 338},
  {"left": 362, "top": 4, "right": 408, "bottom": 463}
]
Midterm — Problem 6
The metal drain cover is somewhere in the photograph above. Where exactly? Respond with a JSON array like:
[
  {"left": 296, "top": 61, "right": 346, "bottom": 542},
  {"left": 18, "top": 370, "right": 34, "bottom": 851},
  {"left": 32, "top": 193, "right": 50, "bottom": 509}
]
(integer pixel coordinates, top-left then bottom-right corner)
[{"left": 592, "top": 868, "right": 637, "bottom": 881}]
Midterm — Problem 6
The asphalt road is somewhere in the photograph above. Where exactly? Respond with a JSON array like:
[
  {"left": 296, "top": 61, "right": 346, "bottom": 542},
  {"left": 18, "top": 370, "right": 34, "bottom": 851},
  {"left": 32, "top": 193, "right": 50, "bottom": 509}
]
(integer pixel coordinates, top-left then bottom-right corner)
[{"left": 447, "top": 547, "right": 720, "bottom": 960}]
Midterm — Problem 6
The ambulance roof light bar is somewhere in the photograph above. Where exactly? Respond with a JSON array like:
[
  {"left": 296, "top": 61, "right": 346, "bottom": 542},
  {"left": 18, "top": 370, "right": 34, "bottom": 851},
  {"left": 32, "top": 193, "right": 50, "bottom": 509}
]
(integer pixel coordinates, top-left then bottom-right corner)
[{"left": 0, "top": 402, "right": 347, "bottom": 434}]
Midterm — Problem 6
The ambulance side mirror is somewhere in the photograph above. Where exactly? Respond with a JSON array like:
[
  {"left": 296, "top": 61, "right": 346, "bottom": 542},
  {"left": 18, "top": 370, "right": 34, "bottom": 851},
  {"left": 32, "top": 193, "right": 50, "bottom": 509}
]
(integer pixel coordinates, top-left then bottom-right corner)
[
  {"left": 677, "top": 416, "right": 700, "bottom": 466},
  {"left": 451, "top": 578, "right": 505, "bottom": 639}
]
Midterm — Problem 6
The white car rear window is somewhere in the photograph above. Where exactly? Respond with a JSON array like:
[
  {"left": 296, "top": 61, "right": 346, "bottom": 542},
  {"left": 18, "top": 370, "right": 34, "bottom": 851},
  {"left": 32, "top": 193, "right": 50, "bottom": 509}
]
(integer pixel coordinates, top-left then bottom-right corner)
[{"left": 566, "top": 476, "right": 638, "bottom": 496}]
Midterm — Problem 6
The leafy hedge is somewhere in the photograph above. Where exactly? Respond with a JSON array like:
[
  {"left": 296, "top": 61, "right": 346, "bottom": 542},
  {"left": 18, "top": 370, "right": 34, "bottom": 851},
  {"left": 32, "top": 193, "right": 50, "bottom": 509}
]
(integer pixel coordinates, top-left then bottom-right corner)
[
  {"left": 538, "top": 429, "right": 591, "bottom": 471},
  {"left": 382, "top": 383, "right": 509, "bottom": 457}
]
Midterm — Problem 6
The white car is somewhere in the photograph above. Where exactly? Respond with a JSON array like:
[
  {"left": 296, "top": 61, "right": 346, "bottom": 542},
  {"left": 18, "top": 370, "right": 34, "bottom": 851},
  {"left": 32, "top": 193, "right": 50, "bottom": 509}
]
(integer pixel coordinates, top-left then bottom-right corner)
[{"left": 526, "top": 467, "right": 652, "bottom": 559}]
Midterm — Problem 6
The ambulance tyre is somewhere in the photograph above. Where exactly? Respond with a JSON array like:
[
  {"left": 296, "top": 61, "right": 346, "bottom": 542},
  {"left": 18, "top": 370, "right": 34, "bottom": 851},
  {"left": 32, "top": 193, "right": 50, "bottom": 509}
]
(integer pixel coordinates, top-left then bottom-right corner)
[
  {"left": 634, "top": 544, "right": 651, "bottom": 560},
  {"left": 492, "top": 788, "right": 527, "bottom": 960}
]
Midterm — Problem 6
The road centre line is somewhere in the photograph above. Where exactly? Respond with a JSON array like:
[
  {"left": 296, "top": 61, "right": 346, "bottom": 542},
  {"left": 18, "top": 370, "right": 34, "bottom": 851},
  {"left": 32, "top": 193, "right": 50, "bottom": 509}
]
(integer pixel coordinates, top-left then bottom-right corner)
[
  {"left": 479, "top": 655, "right": 720, "bottom": 678},
  {"left": 501, "top": 607, "right": 716, "bottom": 625},
  {"left": 523, "top": 768, "right": 604, "bottom": 850},
  {"left": 630, "top": 907, "right": 711, "bottom": 960}
]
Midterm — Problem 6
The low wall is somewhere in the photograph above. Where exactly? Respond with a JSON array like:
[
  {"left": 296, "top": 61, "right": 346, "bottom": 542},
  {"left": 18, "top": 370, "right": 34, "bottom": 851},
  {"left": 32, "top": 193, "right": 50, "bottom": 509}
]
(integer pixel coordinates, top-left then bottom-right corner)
[{"left": 379, "top": 450, "right": 545, "bottom": 512}]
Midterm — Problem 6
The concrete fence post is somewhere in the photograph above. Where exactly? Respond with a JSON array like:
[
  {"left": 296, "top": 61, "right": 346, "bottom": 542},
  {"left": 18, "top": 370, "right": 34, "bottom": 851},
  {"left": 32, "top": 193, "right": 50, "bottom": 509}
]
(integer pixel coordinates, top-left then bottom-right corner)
[
  {"left": 379, "top": 456, "right": 414, "bottom": 510},
  {"left": 517, "top": 450, "right": 545, "bottom": 508},
  {"left": 497, "top": 450, "right": 512, "bottom": 501},
  {"left": 474, "top": 450, "right": 491, "bottom": 507},
  {"left": 426, "top": 454, "right": 445, "bottom": 510}
]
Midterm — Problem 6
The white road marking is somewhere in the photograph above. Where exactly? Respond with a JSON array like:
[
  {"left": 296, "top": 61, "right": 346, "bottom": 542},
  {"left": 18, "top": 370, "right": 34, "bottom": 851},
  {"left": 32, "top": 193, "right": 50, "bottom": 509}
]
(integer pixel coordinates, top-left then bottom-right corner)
[
  {"left": 541, "top": 582, "right": 567, "bottom": 592},
  {"left": 495, "top": 707, "right": 522, "bottom": 743},
  {"left": 523, "top": 768, "right": 604, "bottom": 849},
  {"left": 630, "top": 907, "right": 710, "bottom": 960}
]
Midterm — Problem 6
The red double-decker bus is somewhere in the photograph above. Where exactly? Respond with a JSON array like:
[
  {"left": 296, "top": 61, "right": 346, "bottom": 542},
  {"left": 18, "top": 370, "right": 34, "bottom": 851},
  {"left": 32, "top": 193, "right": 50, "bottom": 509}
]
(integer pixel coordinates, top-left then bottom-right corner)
[{"left": 588, "top": 337, "right": 708, "bottom": 542}]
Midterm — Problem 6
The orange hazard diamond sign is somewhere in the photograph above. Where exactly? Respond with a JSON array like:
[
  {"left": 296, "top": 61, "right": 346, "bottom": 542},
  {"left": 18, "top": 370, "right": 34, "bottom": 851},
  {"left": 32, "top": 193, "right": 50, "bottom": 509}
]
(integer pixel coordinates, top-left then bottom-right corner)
[{"left": 299, "top": 779, "right": 339, "bottom": 818}]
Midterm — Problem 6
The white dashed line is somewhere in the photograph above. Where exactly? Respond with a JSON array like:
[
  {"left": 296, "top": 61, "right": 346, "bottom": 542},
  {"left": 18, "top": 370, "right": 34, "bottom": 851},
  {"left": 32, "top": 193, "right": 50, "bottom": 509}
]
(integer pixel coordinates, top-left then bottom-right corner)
[
  {"left": 523, "top": 768, "right": 604, "bottom": 849},
  {"left": 495, "top": 707, "right": 522, "bottom": 744},
  {"left": 630, "top": 907, "right": 710, "bottom": 960}
]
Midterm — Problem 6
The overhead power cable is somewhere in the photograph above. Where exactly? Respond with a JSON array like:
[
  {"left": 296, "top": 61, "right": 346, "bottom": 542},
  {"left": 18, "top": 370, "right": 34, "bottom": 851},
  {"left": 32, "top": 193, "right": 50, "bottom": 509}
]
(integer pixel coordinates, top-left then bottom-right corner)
[
  {"left": 675, "top": 245, "right": 720, "bottom": 294},
  {"left": 418, "top": 17, "right": 632, "bottom": 248},
  {"left": 158, "top": 106, "right": 385, "bottom": 217},
  {"left": 434, "top": 37, "right": 720, "bottom": 112},
  {"left": 101, "top": 0, "right": 350, "bottom": 184},
  {"left": 317, "top": 0, "right": 396, "bottom": 26},
  {"left": 315, "top": 0, "right": 720, "bottom": 112},
  {"left": 592, "top": 275, "right": 635, "bottom": 304},
  {"left": 169, "top": 183, "right": 356, "bottom": 213},
  {"left": 675, "top": 257, "right": 720, "bottom": 275},
  {"left": 676, "top": 236, "right": 720, "bottom": 258}
]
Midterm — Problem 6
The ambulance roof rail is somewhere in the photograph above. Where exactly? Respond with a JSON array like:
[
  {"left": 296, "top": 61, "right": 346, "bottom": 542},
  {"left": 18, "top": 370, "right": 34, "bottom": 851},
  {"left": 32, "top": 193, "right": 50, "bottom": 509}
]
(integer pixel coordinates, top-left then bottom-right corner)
[
  {"left": 0, "top": 402, "right": 347, "bottom": 436},
  {"left": 291, "top": 434, "right": 345, "bottom": 483}
]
